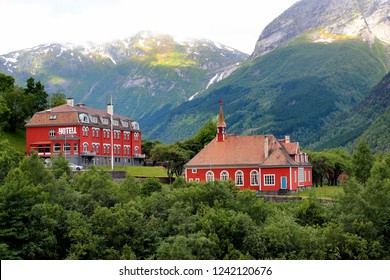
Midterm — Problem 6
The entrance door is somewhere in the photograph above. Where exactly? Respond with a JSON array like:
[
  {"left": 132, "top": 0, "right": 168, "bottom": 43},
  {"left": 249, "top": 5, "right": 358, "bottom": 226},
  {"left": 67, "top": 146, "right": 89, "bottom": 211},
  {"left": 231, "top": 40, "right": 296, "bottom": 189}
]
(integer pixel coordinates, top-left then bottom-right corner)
[{"left": 281, "top": 176, "right": 287, "bottom": 189}]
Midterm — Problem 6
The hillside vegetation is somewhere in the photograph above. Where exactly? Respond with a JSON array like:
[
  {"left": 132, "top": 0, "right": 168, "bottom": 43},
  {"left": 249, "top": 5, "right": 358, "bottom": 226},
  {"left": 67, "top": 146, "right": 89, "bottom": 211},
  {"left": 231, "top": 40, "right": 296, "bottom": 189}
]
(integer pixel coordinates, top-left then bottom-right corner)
[
  {"left": 310, "top": 71, "right": 390, "bottom": 152},
  {"left": 143, "top": 39, "right": 388, "bottom": 144},
  {"left": 0, "top": 148, "right": 389, "bottom": 260}
]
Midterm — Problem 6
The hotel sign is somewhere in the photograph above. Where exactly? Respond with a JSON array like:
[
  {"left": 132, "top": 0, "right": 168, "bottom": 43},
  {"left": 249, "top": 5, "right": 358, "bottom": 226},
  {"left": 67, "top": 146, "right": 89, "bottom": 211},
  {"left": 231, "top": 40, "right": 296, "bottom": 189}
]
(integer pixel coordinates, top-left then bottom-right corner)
[{"left": 58, "top": 127, "right": 77, "bottom": 135}]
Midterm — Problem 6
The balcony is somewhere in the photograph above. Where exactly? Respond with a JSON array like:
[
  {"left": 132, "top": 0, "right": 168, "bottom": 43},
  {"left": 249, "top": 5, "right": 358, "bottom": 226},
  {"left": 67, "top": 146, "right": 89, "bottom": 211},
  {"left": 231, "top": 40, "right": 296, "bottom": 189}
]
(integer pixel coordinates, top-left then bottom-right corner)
[
  {"left": 134, "top": 154, "right": 146, "bottom": 159},
  {"left": 81, "top": 151, "right": 96, "bottom": 157}
]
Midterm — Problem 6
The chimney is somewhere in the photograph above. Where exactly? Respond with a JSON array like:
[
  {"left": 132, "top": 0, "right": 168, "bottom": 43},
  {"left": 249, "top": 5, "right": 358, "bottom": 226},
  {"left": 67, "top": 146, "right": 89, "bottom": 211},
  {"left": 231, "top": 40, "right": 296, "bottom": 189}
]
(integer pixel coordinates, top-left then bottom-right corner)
[
  {"left": 107, "top": 103, "right": 113, "bottom": 115},
  {"left": 264, "top": 136, "right": 269, "bottom": 159},
  {"left": 285, "top": 135, "right": 290, "bottom": 143},
  {"left": 66, "top": 98, "right": 74, "bottom": 107}
]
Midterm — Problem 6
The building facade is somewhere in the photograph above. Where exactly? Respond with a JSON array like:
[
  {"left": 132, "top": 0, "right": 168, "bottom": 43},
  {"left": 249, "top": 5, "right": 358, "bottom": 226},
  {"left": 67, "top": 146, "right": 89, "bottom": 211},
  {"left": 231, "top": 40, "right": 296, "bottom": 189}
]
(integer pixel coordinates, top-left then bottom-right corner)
[
  {"left": 184, "top": 101, "right": 312, "bottom": 193},
  {"left": 26, "top": 98, "right": 144, "bottom": 166}
]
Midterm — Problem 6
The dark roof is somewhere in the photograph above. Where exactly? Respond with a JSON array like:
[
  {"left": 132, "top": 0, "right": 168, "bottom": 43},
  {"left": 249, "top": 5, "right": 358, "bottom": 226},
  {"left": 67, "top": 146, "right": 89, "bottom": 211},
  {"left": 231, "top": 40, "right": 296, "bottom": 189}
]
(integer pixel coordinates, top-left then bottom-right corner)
[{"left": 26, "top": 104, "right": 139, "bottom": 130}]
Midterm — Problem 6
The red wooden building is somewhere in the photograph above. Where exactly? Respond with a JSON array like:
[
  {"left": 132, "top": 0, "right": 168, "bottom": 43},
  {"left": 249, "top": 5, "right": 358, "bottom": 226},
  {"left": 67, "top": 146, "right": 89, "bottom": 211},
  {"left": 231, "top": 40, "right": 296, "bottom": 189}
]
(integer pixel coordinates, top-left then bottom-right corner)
[
  {"left": 184, "top": 102, "right": 312, "bottom": 193},
  {"left": 25, "top": 98, "right": 144, "bottom": 166}
]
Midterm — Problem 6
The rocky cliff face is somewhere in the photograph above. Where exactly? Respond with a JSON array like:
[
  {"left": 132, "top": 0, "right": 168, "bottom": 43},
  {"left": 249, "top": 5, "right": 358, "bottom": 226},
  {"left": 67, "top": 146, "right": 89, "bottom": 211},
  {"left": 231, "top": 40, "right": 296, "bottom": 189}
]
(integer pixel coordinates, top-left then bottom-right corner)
[{"left": 252, "top": 0, "right": 390, "bottom": 58}]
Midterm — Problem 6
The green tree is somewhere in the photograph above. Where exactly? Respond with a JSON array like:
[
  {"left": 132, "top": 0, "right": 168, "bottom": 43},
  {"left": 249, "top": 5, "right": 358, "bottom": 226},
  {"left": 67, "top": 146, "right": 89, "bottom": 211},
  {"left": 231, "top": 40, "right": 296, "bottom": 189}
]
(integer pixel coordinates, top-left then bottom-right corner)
[
  {"left": 51, "top": 153, "right": 71, "bottom": 179},
  {"left": 2, "top": 86, "right": 29, "bottom": 132},
  {"left": 48, "top": 92, "right": 67, "bottom": 107},
  {"left": 352, "top": 140, "right": 374, "bottom": 185},
  {"left": 25, "top": 77, "right": 48, "bottom": 113},
  {"left": 0, "top": 139, "right": 21, "bottom": 184},
  {"left": 151, "top": 143, "right": 191, "bottom": 181},
  {"left": 0, "top": 73, "right": 15, "bottom": 92}
]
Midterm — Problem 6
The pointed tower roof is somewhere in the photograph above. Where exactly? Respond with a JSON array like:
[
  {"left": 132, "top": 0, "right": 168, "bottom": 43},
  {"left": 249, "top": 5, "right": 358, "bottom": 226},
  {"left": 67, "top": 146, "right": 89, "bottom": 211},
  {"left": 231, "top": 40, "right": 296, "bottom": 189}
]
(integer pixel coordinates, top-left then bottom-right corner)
[{"left": 217, "top": 100, "right": 226, "bottom": 127}]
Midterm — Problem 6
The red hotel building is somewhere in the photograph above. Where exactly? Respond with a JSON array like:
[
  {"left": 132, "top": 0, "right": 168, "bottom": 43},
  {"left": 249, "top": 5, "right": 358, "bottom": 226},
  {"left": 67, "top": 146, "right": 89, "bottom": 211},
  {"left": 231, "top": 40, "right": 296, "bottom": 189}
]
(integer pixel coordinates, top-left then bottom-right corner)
[
  {"left": 184, "top": 101, "right": 312, "bottom": 193},
  {"left": 26, "top": 98, "right": 144, "bottom": 166}
]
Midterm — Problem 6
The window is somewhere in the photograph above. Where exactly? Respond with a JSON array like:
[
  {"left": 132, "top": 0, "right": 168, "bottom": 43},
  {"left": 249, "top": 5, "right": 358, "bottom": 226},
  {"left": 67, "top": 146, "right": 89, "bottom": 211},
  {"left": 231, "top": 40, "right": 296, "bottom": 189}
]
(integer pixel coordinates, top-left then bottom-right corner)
[
  {"left": 49, "top": 129, "right": 55, "bottom": 137},
  {"left": 308, "top": 171, "right": 311, "bottom": 182},
  {"left": 134, "top": 132, "right": 139, "bottom": 141},
  {"left": 264, "top": 174, "right": 275, "bottom": 186},
  {"left": 49, "top": 114, "right": 57, "bottom": 120},
  {"left": 63, "top": 143, "right": 71, "bottom": 153},
  {"left": 206, "top": 171, "right": 214, "bottom": 182},
  {"left": 192, "top": 168, "right": 197, "bottom": 174},
  {"left": 250, "top": 170, "right": 259, "bottom": 186},
  {"left": 54, "top": 143, "right": 61, "bottom": 153},
  {"left": 90, "top": 116, "right": 98, "bottom": 123},
  {"left": 79, "top": 113, "right": 89, "bottom": 123},
  {"left": 235, "top": 170, "right": 244, "bottom": 186},
  {"left": 132, "top": 121, "right": 139, "bottom": 130},
  {"left": 220, "top": 171, "right": 229, "bottom": 181},
  {"left": 83, "top": 143, "right": 88, "bottom": 152},
  {"left": 134, "top": 146, "right": 139, "bottom": 155},
  {"left": 74, "top": 143, "right": 78, "bottom": 153},
  {"left": 298, "top": 168, "right": 304, "bottom": 183},
  {"left": 102, "top": 118, "right": 109, "bottom": 125}
]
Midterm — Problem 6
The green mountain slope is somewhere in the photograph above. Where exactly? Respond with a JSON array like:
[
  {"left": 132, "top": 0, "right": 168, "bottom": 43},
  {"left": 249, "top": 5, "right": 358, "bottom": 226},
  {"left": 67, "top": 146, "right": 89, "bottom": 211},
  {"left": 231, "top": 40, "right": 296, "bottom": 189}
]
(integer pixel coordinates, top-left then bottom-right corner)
[
  {"left": 142, "top": 39, "right": 388, "bottom": 144},
  {"left": 0, "top": 32, "right": 247, "bottom": 120},
  {"left": 309, "top": 71, "right": 390, "bottom": 152}
]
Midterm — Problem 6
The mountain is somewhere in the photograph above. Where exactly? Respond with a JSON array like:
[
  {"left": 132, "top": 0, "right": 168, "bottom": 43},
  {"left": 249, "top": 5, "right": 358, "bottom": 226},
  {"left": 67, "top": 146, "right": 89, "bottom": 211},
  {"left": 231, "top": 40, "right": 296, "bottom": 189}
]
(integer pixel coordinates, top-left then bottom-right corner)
[
  {"left": 0, "top": 32, "right": 248, "bottom": 119},
  {"left": 309, "top": 71, "right": 390, "bottom": 152},
  {"left": 141, "top": 0, "right": 390, "bottom": 146},
  {"left": 252, "top": 0, "right": 390, "bottom": 58}
]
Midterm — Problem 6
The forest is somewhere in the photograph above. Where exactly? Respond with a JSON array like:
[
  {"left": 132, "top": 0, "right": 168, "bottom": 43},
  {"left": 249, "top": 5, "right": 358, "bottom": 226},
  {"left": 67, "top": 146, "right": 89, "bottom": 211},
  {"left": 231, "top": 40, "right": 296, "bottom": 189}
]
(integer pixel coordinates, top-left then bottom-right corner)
[{"left": 0, "top": 138, "right": 389, "bottom": 260}]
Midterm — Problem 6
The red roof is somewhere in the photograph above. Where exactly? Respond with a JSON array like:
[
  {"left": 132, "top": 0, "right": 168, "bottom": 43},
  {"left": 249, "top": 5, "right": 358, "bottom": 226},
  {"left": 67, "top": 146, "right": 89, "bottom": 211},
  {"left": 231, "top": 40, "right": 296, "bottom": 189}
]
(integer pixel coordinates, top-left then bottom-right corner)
[
  {"left": 26, "top": 103, "right": 136, "bottom": 129},
  {"left": 185, "top": 134, "right": 303, "bottom": 168}
]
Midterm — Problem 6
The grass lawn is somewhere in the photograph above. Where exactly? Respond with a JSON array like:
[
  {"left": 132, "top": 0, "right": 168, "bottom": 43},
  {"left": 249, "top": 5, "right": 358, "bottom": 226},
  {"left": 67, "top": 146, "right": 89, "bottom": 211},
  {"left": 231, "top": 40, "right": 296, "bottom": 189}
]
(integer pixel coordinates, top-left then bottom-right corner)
[
  {"left": 99, "top": 165, "right": 168, "bottom": 177},
  {"left": 289, "top": 185, "right": 345, "bottom": 200},
  {"left": 2, "top": 129, "right": 26, "bottom": 153}
]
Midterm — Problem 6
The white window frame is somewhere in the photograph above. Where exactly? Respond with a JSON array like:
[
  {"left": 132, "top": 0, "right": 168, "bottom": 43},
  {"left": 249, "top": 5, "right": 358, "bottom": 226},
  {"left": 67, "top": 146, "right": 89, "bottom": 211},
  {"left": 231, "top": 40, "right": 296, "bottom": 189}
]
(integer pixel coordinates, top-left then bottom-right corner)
[
  {"left": 206, "top": 171, "right": 214, "bottom": 182},
  {"left": 192, "top": 168, "right": 197, "bottom": 174},
  {"left": 220, "top": 170, "right": 229, "bottom": 181},
  {"left": 54, "top": 143, "right": 61, "bottom": 153},
  {"left": 298, "top": 168, "right": 305, "bottom": 184},
  {"left": 264, "top": 174, "right": 275, "bottom": 186},
  {"left": 235, "top": 170, "right": 244, "bottom": 186},
  {"left": 250, "top": 170, "right": 259, "bottom": 186}
]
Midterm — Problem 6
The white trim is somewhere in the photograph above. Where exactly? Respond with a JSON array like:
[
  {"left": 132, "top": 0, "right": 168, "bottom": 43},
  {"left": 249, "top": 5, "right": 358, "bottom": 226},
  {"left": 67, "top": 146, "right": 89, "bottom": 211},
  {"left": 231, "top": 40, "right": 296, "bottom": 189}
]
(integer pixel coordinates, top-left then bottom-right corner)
[
  {"left": 290, "top": 167, "right": 293, "bottom": 191},
  {"left": 263, "top": 174, "right": 275, "bottom": 186},
  {"left": 206, "top": 170, "right": 214, "bottom": 182},
  {"left": 220, "top": 170, "right": 229, "bottom": 181},
  {"left": 259, "top": 168, "right": 262, "bottom": 191},
  {"left": 250, "top": 170, "right": 260, "bottom": 186},
  {"left": 235, "top": 170, "right": 244, "bottom": 186},
  {"left": 280, "top": 176, "right": 288, "bottom": 189}
]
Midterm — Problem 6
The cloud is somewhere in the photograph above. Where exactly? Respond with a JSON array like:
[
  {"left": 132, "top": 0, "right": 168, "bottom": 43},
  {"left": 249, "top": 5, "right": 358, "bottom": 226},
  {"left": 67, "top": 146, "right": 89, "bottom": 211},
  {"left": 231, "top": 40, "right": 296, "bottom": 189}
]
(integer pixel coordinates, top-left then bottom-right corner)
[{"left": 0, "top": 0, "right": 299, "bottom": 54}]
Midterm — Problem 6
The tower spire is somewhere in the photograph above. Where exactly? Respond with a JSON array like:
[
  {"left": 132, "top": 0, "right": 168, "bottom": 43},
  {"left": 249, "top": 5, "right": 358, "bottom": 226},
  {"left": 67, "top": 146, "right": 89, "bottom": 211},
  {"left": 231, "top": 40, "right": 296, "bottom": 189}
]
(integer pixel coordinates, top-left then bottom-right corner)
[{"left": 217, "top": 100, "right": 226, "bottom": 142}]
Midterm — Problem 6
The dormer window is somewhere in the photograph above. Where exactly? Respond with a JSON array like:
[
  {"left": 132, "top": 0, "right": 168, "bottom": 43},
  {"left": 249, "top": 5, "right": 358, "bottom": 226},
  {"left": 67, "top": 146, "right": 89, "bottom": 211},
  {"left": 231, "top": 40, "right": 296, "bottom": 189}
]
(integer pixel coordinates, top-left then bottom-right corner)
[
  {"left": 49, "top": 115, "right": 57, "bottom": 120},
  {"left": 112, "top": 119, "right": 119, "bottom": 126},
  {"left": 90, "top": 116, "right": 98, "bottom": 123},
  {"left": 102, "top": 118, "right": 109, "bottom": 125},
  {"left": 132, "top": 121, "right": 140, "bottom": 130},
  {"left": 79, "top": 113, "right": 89, "bottom": 123},
  {"left": 121, "top": 120, "right": 129, "bottom": 127}
]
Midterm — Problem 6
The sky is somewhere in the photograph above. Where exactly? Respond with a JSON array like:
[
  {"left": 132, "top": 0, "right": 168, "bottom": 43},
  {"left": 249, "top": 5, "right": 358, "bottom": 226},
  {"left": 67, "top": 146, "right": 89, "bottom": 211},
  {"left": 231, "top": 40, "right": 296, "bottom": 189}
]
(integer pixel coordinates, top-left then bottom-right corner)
[{"left": 0, "top": 0, "right": 300, "bottom": 55}]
